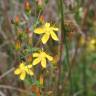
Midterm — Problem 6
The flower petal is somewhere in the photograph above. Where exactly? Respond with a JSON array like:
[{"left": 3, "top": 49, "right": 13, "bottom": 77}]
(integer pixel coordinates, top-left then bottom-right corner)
[
  {"left": 34, "top": 28, "right": 45, "bottom": 34},
  {"left": 14, "top": 68, "right": 21, "bottom": 75},
  {"left": 27, "top": 64, "right": 32, "bottom": 68},
  {"left": 41, "top": 58, "right": 46, "bottom": 68},
  {"left": 26, "top": 69, "right": 34, "bottom": 76},
  {"left": 19, "top": 62, "right": 25, "bottom": 69},
  {"left": 33, "top": 58, "right": 41, "bottom": 65},
  {"left": 45, "top": 22, "right": 50, "bottom": 28},
  {"left": 33, "top": 53, "right": 39, "bottom": 57},
  {"left": 50, "top": 31, "right": 59, "bottom": 41},
  {"left": 20, "top": 71, "right": 26, "bottom": 80},
  {"left": 41, "top": 34, "right": 50, "bottom": 44},
  {"left": 52, "top": 27, "right": 59, "bottom": 31},
  {"left": 46, "top": 54, "right": 53, "bottom": 61}
]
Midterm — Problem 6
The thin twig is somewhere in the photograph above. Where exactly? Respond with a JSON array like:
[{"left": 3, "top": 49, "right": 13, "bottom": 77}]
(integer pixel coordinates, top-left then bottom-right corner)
[
  {"left": 73, "top": 90, "right": 82, "bottom": 96},
  {"left": 0, "top": 91, "right": 5, "bottom": 96},
  {"left": 0, "top": 85, "right": 32, "bottom": 95},
  {"left": 0, "top": 67, "right": 15, "bottom": 80}
]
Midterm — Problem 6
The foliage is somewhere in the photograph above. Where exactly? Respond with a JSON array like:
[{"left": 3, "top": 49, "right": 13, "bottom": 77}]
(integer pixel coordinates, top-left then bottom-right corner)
[{"left": 0, "top": 0, "right": 96, "bottom": 96}]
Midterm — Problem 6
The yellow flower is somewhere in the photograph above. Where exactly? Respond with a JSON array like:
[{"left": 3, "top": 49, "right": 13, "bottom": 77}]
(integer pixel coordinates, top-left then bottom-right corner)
[
  {"left": 88, "top": 38, "right": 96, "bottom": 51},
  {"left": 34, "top": 22, "right": 59, "bottom": 44},
  {"left": 32, "top": 51, "right": 53, "bottom": 68},
  {"left": 14, "top": 62, "right": 34, "bottom": 80},
  {"left": 79, "top": 36, "right": 85, "bottom": 45},
  {"left": 90, "top": 39, "right": 96, "bottom": 45}
]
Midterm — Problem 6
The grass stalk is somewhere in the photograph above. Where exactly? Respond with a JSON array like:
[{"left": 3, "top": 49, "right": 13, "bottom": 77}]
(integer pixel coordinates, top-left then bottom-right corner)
[
  {"left": 82, "top": 50, "right": 88, "bottom": 96},
  {"left": 59, "top": 0, "right": 73, "bottom": 95}
]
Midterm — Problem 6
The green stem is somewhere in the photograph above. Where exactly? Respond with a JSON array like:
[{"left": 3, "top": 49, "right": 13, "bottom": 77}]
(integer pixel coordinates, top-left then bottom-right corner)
[
  {"left": 82, "top": 51, "right": 87, "bottom": 96},
  {"left": 64, "top": 37, "right": 73, "bottom": 96},
  {"left": 59, "top": 0, "right": 73, "bottom": 95}
]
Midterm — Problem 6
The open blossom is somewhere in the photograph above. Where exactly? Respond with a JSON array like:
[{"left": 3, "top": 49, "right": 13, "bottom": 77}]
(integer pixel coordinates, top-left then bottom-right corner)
[
  {"left": 14, "top": 62, "right": 33, "bottom": 80},
  {"left": 32, "top": 50, "right": 53, "bottom": 68},
  {"left": 34, "top": 22, "right": 59, "bottom": 44}
]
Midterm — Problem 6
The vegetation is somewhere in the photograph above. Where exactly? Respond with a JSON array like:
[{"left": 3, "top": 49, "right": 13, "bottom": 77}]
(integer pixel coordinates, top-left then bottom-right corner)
[{"left": 0, "top": 0, "right": 96, "bottom": 96}]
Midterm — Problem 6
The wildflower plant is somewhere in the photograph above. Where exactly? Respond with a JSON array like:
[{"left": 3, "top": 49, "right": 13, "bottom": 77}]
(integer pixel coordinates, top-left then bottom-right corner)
[
  {"left": 1, "top": 0, "right": 96, "bottom": 95},
  {"left": 13, "top": 0, "right": 59, "bottom": 95}
]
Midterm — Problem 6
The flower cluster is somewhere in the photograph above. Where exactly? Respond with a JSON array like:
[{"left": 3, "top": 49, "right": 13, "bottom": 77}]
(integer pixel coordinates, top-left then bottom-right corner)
[
  {"left": 14, "top": 22, "right": 59, "bottom": 80},
  {"left": 14, "top": 1, "right": 59, "bottom": 81}
]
